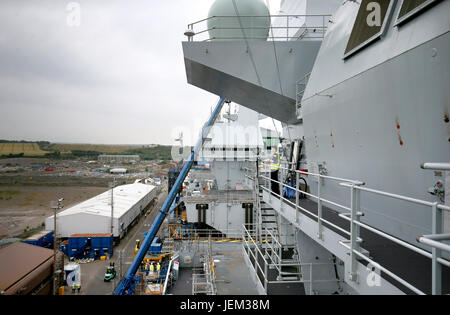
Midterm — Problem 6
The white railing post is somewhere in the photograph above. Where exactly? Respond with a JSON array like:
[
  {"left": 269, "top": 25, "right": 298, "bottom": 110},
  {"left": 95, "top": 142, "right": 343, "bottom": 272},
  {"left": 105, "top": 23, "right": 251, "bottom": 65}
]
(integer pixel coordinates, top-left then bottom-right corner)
[
  {"left": 278, "top": 233, "right": 282, "bottom": 272},
  {"left": 317, "top": 176, "right": 323, "bottom": 240},
  {"left": 322, "top": 15, "right": 325, "bottom": 39},
  {"left": 185, "top": 24, "right": 194, "bottom": 42},
  {"left": 349, "top": 184, "right": 361, "bottom": 282},
  {"left": 270, "top": 229, "right": 275, "bottom": 266},
  {"left": 264, "top": 257, "right": 268, "bottom": 292},
  {"left": 432, "top": 202, "right": 442, "bottom": 295},
  {"left": 278, "top": 167, "right": 282, "bottom": 210},
  {"left": 256, "top": 159, "right": 261, "bottom": 244},
  {"left": 267, "top": 163, "right": 271, "bottom": 203},
  {"left": 264, "top": 227, "right": 268, "bottom": 259},
  {"left": 280, "top": 180, "right": 283, "bottom": 210},
  {"left": 295, "top": 171, "right": 300, "bottom": 224},
  {"left": 286, "top": 15, "right": 289, "bottom": 41}
]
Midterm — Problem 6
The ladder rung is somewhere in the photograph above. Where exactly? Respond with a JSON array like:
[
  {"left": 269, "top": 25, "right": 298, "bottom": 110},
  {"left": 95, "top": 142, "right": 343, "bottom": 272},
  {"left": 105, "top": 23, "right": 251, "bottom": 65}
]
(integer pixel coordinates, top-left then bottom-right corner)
[
  {"left": 281, "top": 260, "right": 300, "bottom": 264},
  {"left": 278, "top": 276, "right": 300, "bottom": 281}
]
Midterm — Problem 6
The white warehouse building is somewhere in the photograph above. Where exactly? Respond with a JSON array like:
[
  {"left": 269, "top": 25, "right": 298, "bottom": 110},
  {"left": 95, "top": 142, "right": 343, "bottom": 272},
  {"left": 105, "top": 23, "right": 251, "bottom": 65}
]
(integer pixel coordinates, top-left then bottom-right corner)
[{"left": 46, "top": 183, "right": 158, "bottom": 239}]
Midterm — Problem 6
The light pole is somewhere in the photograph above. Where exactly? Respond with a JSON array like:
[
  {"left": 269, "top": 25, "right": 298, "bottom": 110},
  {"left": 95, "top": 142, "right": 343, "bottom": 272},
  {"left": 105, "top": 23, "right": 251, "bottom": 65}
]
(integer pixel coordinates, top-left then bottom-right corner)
[
  {"left": 109, "top": 178, "right": 116, "bottom": 235},
  {"left": 50, "top": 198, "right": 64, "bottom": 295}
]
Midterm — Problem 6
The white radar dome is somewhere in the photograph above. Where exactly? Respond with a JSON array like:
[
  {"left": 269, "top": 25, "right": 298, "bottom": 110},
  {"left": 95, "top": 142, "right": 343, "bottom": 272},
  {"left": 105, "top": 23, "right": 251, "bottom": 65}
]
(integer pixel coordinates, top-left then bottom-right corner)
[{"left": 207, "top": 0, "right": 271, "bottom": 41}]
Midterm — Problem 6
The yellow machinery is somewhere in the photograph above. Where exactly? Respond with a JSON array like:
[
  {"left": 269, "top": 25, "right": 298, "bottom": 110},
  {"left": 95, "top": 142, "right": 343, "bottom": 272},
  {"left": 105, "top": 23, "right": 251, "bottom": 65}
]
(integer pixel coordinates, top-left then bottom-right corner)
[
  {"left": 168, "top": 223, "right": 183, "bottom": 240},
  {"left": 142, "top": 252, "right": 172, "bottom": 264},
  {"left": 134, "top": 239, "right": 141, "bottom": 255}
]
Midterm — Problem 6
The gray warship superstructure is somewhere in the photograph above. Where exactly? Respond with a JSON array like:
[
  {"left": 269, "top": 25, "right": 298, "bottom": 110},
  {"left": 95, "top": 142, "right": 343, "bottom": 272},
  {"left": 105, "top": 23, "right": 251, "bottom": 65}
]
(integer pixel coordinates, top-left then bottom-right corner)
[{"left": 178, "top": 0, "right": 450, "bottom": 295}]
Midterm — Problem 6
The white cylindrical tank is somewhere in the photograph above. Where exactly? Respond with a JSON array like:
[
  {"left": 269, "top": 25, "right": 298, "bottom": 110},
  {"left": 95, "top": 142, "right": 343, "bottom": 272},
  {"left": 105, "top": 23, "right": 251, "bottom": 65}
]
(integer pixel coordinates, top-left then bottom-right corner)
[{"left": 207, "top": 0, "right": 271, "bottom": 41}]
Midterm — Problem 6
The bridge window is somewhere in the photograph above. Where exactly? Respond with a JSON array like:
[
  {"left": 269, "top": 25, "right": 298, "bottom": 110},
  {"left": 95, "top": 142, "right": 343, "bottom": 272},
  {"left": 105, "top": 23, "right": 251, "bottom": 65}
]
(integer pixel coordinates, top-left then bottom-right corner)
[
  {"left": 396, "top": 0, "right": 442, "bottom": 25},
  {"left": 344, "top": 0, "right": 396, "bottom": 59}
]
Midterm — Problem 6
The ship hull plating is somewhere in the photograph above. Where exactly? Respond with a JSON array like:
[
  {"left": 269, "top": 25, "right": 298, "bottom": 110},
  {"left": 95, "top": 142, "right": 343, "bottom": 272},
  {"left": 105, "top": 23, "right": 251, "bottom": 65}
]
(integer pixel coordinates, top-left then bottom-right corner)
[{"left": 302, "top": 31, "right": 450, "bottom": 252}]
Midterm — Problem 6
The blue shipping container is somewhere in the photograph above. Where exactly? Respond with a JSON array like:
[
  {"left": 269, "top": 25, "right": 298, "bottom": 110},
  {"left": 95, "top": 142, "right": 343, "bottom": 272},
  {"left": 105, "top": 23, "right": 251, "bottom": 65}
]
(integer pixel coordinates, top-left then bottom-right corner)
[
  {"left": 67, "top": 234, "right": 114, "bottom": 259},
  {"left": 149, "top": 237, "right": 162, "bottom": 254},
  {"left": 143, "top": 232, "right": 162, "bottom": 253}
]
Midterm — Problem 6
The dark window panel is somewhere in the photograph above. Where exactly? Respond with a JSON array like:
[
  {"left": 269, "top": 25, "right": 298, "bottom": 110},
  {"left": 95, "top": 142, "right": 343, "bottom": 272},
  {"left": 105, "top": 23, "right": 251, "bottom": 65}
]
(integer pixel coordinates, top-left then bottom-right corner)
[
  {"left": 397, "top": 0, "right": 442, "bottom": 24},
  {"left": 344, "top": 0, "right": 394, "bottom": 58}
]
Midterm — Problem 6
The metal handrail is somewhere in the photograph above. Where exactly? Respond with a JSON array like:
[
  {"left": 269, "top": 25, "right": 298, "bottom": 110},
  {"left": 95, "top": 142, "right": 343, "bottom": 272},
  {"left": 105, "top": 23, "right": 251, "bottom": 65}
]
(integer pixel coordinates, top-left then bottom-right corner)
[
  {"left": 421, "top": 163, "right": 450, "bottom": 171},
  {"left": 259, "top": 183, "right": 353, "bottom": 237},
  {"left": 418, "top": 235, "right": 450, "bottom": 253},
  {"left": 176, "top": 228, "right": 243, "bottom": 240},
  {"left": 162, "top": 255, "right": 179, "bottom": 295},
  {"left": 337, "top": 214, "right": 450, "bottom": 268},
  {"left": 339, "top": 241, "right": 425, "bottom": 295},
  {"left": 263, "top": 228, "right": 283, "bottom": 274},
  {"left": 185, "top": 14, "right": 332, "bottom": 42},
  {"left": 278, "top": 164, "right": 365, "bottom": 185},
  {"left": 257, "top": 160, "right": 450, "bottom": 294},
  {"left": 242, "top": 224, "right": 343, "bottom": 294},
  {"left": 339, "top": 182, "right": 450, "bottom": 211},
  {"left": 243, "top": 226, "right": 270, "bottom": 285},
  {"left": 189, "top": 14, "right": 332, "bottom": 25}
]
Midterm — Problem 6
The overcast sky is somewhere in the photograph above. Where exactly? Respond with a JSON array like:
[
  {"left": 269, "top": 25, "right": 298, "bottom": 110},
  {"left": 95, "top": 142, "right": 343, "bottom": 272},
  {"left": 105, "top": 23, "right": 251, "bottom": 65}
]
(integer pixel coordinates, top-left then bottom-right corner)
[{"left": 0, "top": 0, "right": 281, "bottom": 146}]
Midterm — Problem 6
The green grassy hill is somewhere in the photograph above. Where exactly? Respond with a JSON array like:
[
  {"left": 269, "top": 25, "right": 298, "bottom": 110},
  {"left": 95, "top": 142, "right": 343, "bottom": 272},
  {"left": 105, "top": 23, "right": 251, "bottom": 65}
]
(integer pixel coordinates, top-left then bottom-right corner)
[{"left": 0, "top": 140, "right": 174, "bottom": 161}]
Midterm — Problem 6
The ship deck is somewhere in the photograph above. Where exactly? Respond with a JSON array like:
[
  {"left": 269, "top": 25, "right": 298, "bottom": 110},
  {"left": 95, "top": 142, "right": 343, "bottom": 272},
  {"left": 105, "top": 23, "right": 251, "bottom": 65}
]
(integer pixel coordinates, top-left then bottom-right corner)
[
  {"left": 168, "top": 242, "right": 260, "bottom": 295},
  {"left": 168, "top": 242, "right": 306, "bottom": 295}
]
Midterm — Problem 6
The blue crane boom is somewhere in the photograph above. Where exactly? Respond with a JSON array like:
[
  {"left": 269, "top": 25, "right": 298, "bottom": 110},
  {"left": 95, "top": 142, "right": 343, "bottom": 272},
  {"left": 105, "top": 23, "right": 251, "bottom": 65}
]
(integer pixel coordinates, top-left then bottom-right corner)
[{"left": 114, "top": 97, "right": 226, "bottom": 295}]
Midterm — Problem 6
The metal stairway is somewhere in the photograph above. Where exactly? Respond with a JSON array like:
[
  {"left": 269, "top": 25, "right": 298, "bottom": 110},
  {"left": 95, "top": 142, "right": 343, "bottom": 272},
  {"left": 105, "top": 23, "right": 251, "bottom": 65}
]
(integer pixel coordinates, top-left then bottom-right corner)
[
  {"left": 260, "top": 202, "right": 279, "bottom": 241},
  {"left": 259, "top": 200, "right": 302, "bottom": 282}
]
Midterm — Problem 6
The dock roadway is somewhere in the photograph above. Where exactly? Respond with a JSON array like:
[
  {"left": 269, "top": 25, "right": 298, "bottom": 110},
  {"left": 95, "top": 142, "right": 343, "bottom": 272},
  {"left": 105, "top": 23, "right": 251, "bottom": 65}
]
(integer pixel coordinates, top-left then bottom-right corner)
[{"left": 67, "top": 183, "right": 167, "bottom": 295}]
